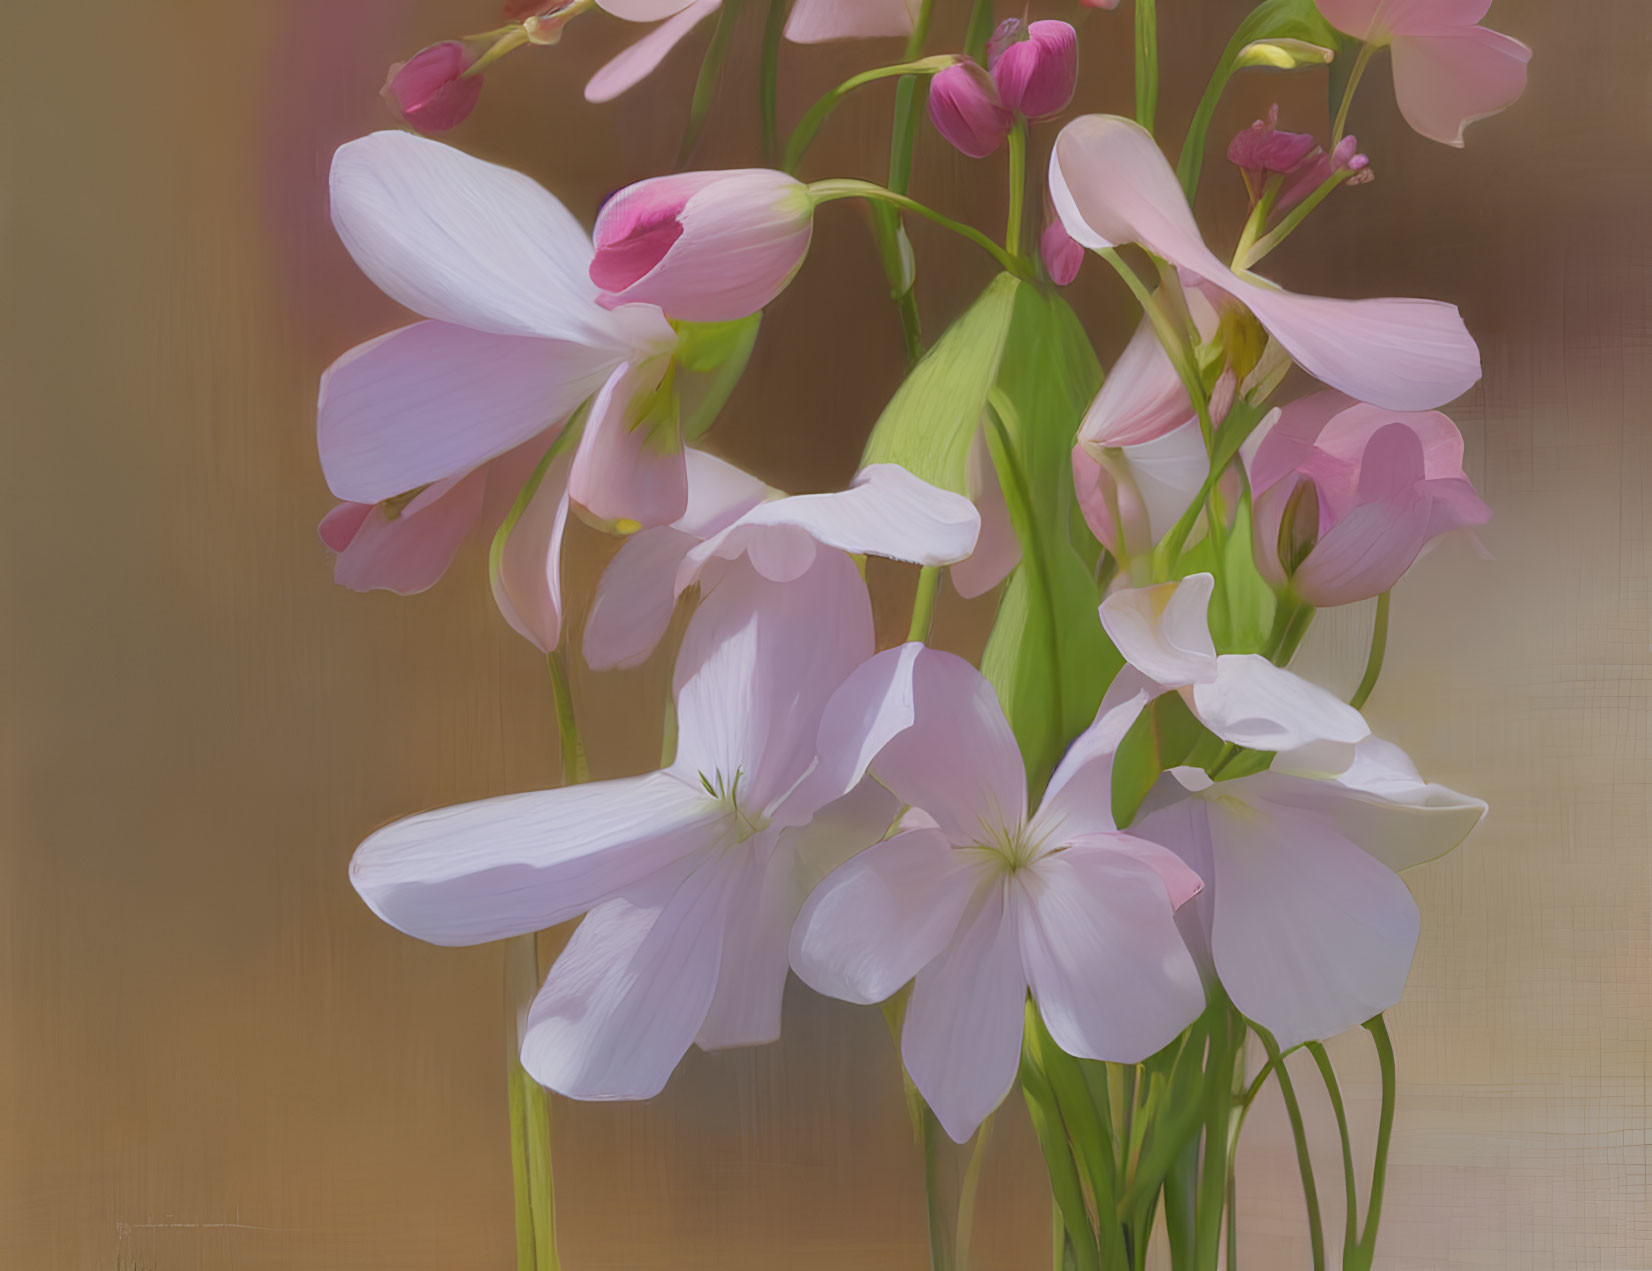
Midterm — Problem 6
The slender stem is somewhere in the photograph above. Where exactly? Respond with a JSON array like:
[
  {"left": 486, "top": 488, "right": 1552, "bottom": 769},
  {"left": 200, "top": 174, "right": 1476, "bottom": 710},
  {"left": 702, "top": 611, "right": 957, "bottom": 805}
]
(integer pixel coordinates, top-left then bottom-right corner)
[
  {"left": 1332, "top": 40, "right": 1376, "bottom": 145},
  {"left": 1006, "top": 117, "right": 1027, "bottom": 256},
  {"left": 1134, "top": 0, "right": 1158, "bottom": 132},
  {"left": 676, "top": 0, "right": 747, "bottom": 167},
  {"left": 1192, "top": 1002, "right": 1233, "bottom": 1271},
  {"left": 955, "top": 1116, "right": 993, "bottom": 1271},
  {"left": 1240, "top": 169, "right": 1354, "bottom": 270},
  {"left": 908, "top": 565, "right": 942, "bottom": 643},
  {"left": 505, "top": 1009, "right": 535, "bottom": 1271},
  {"left": 1306, "top": 1042, "right": 1360, "bottom": 1265},
  {"left": 962, "top": 0, "right": 995, "bottom": 61},
  {"left": 876, "top": 0, "right": 936, "bottom": 365},
  {"left": 1349, "top": 591, "right": 1391, "bottom": 710},
  {"left": 461, "top": 24, "right": 532, "bottom": 78},
  {"left": 758, "top": 0, "right": 791, "bottom": 165},
  {"left": 1231, "top": 177, "right": 1282, "bottom": 269},
  {"left": 1351, "top": 1016, "right": 1398, "bottom": 1271},
  {"left": 810, "top": 180, "right": 1032, "bottom": 278},
  {"left": 1100, "top": 248, "right": 1214, "bottom": 448},
  {"left": 1256, "top": 1029, "right": 1326, "bottom": 1271},
  {"left": 1224, "top": 1155, "right": 1239, "bottom": 1271},
  {"left": 506, "top": 936, "right": 560, "bottom": 1271},
  {"left": 920, "top": 1107, "right": 957, "bottom": 1271},
  {"left": 782, "top": 58, "right": 948, "bottom": 175},
  {"left": 546, "top": 651, "right": 588, "bottom": 785}
]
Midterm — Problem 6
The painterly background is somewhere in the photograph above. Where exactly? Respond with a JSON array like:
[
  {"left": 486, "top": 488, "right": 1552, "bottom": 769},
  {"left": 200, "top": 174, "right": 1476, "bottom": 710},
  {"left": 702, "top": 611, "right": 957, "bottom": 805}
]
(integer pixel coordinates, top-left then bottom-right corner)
[{"left": 2, "top": 0, "right": 1647, "bottom": 1266}]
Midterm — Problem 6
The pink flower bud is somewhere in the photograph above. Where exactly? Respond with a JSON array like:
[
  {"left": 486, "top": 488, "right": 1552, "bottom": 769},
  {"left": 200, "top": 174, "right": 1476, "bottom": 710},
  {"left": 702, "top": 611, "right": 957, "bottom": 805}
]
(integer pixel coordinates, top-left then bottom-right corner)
[
  {"left": 590, "top": 169, "right": 815, "bottom": 322},
  {"left": 989, "top": 20, "right": 1078, "bottom": 120},
  {"left": 927, "top": 61, "right": 1013, "bottom": 159},
  {"left": 1228, "top": 105, "right": 1319, "bottom": 190},
  {"left": 381, "top": 40, "right": 485, "bottom": 134},
  {"left": 1078, "top": 0, "right": 1120, "bottom": 7},
  {"left": 1040, "top": 218, "right": 1084, "bottom": 286},
  {"left": 1278, "top": 133, "right": 1372, "bottom": 212}
]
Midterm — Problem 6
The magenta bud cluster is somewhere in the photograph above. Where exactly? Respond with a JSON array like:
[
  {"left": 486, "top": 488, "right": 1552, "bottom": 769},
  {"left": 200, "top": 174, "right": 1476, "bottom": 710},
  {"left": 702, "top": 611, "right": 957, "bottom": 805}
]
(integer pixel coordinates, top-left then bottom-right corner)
[
  {"left": 987, "top": 19, "right": 1079, "bottom": 120},
  {"left": 1228, "top": 104, "right": 1372, "bottom": 212},
  {"left": 927, "top": 60, "right": 1014, "bottom": 158}
]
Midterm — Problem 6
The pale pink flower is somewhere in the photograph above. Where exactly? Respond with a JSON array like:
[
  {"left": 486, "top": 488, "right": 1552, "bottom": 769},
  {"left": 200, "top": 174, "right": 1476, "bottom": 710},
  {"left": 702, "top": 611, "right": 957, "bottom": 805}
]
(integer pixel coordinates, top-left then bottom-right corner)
[
  {"left": 319, "top": 132, "right": 680, "bottom": 556},
  {"left": 381, "top": 40, "right": 485, "bottom": 134},
  {"left": 583, "top": 455, "right": 981, "bottom": 668},
  {"left": 791, "top": 646, "right": 1206, "bottom": 1142},
  {"left": 1248, "top": 390, "right": 1491, "bottom": 606},
  {"left": 1051, "top": 115, "right": 1481, "bottom": 412},
  {"left": 351, "top": 551, "right": 898, "bottom": 1098},
  {"left": 1316, "top": 0, "right": 1531, "bottom": 146},
  {"left": 590, "top": 171, "right": 815, "bottom": 322},
  {"left": 928, "top": 61, "right": 1014, "bottom": 159},
  {"left": 1040, "top": 217, "right": 1084, "bottom": 287},
  {"left": 988, "top": 20, "right": 1079, "bottom": 121}
]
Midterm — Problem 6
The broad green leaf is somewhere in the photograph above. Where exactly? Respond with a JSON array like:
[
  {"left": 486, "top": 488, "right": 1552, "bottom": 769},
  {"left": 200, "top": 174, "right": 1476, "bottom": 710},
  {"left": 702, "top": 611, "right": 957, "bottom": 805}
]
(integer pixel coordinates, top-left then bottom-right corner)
[{"left": 860, "top": 272, "right": 1021, "bottom": 492}]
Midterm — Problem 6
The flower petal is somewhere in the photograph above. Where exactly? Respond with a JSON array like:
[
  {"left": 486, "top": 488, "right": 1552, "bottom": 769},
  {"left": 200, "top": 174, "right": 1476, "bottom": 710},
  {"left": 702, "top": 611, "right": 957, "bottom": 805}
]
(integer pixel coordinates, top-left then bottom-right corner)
[
  {"left": 521, "top": 851, "right": 737, "bottom": 1098},
  {"left": 1202, "top": 792, "right": 1420, "bottom": 1048},
  {"left": 349, "top": 771, "right": 729, "bottom": 945},
  {"left": 1391, "top": 25, "right": 1530, "bottom": 147},
  {"left": 1077, "top": 312, "right": 1196, "bottom": 448},
  {"left": 902, "top": 885, "right": 1027, "bottom": 1142},
  {"left": 951, "top": 431, "right": 1021, "bottom": 598},
  {"left": 583, "top": 526, "right": 699, "bottom": 670},
  {"left": 1018, "top": 837, "right": 1204, "bottom": 1062},
  {"left": 784, "top": 0, "right": 917, "bottom": 44},
  {"left": 790, "top": 826, "right": 981, "bottom": 1005},
  {"left": 491, "top": 450, "right": 574, "bottom": 653},
  {"left": 325, "top": 471, "right": 487, "bottom": 595},
  {"left": 671, "top": 552, "right": 874, "bottom": 818},
  {"left": 1030, "top": 691, "right": 1152, "bottom": 842},
  {"left": 585, "top": 0, "right": 724, "bottom": 103},
  {"left": 317, "top": 322, "right": 602, "bottom": 504},
  {"left": 1099, "top": 574, "right": 1219, "bottom": 688},
  {"left": 1190, "top": 655, "right": 1370, "bottom": 759},
  {"left": 568, "top": 358, "right": 689, "bottom": 530}
]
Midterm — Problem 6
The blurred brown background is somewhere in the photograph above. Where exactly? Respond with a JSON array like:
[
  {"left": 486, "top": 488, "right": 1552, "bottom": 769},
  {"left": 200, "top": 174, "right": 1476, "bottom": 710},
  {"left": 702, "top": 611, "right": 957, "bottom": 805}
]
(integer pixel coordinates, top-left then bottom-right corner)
[{"left": 2, "top": 0, "right": 1646, "bottom": 1266}]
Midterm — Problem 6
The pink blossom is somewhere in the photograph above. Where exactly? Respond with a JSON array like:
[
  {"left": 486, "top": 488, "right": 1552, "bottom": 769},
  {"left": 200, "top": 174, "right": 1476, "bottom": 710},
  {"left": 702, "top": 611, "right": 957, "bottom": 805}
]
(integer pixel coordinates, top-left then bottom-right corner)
[
  {"left": 589, "top": 170, "right": 814, "bottom": 322},
  {"left": 1051, "top": 115, "right": 1481, "bottom": 412},
  {"left": 1040, "top": 218, "right": 1084, "bottom": 287},
  {"left": 1248, "top": 390, "right": 1491, "bottom": 606},
  {"left": 928, "top": 61, "right": 1014, "bottom": 159},
  {"left": 988, "top": 20, "right": 1079, "bottom": 121},
  {"left": 381, "top": 40, "right": 485, "bottom": 134},
  {"left": 792, "top": 647, "right": 1205, "bottom": 1142},
  {"left": 1317, "top": 0, "right": 1530, "bottom": 146}
]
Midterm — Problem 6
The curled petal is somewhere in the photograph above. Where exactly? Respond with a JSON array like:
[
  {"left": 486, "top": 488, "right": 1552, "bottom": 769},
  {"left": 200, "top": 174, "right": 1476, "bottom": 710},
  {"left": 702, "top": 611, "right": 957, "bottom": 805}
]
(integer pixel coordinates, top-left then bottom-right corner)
[
  {"left": 1031, "top": 691, "right": 1152, "bottom": 842},
  {"left": 569, "top": 358, "right": 689, "bottom": 530},
  {"left": 491, "top": 450, "right": 574, "bottom": 653},
  {"left": 1099, "top": 574, "right": 1219, "bottom": 688},
  {"left": 1391, "top": 25, "right": 1531, "bottom": 147},
  {"left": 1190, "top": 654, "right": 1370, "bottom": 760},
  {"left": 585, "top": 0, "right": 725, "bottom": 102}
]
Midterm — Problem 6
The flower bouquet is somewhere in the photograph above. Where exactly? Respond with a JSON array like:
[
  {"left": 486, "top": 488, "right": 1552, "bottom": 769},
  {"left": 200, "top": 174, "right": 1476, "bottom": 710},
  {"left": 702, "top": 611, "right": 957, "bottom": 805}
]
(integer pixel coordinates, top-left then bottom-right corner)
[{"left": 320, "top": 0, "right": 1527, "bottom": 1265}]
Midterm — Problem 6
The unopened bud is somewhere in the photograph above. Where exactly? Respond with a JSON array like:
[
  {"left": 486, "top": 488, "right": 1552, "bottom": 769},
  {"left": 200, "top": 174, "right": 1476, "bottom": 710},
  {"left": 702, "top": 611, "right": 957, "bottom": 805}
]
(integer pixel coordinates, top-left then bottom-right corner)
[
  {"left": 1235, "top": 38, "right": 1334, "bottom": 71},
  {"left": 989, "top": 20, "right": 1078, "bottom": 120},
  {"left": 927, "top": 60, "right": 1014, "bottom": 158},
  {"left": 1041, "top": 218, "right": 1084, "bottom": 286},
  {"left": 381, "top": 40, "right": 486, "bottom": 134},
  {"left": 1277, "top": 477, "right": 1321, "bottom": 576}
]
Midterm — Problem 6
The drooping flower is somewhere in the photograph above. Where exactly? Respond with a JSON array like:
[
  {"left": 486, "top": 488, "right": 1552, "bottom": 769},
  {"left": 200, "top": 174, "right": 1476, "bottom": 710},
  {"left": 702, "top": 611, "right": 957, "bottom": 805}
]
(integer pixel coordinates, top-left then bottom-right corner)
[
  {"left": 320, "top": 131, "right": 678, "bottom": 534},
  {"left": 589, "top": 171, "right": 815, "bottom": 322},
  {"left": 928, "top": 60, "right": 1015, "bottom": 159},
  {"left": 1315, "top": 0, "right": 1531, "bottom": 147},
  {"left": 988, "top": 20, "right": 1079, "bottom": 121},
  {"left": 1051, "top": 115, "right": 1481, "bottom": 412},
  {"left": 381, "top": 40, "right": 486, "bottom": 134},
  {"left": 1248, "top": 390, "right": 1491, "bottom": 606},
  {"left": 584, "top": 457, "right": 981, "bottom": 668},
  {"left": 791, "top": 646, "right": 1206, "bottom": 1142},
  {"left": 351, "top": 551, "right": 897, "bottom": 1098}
]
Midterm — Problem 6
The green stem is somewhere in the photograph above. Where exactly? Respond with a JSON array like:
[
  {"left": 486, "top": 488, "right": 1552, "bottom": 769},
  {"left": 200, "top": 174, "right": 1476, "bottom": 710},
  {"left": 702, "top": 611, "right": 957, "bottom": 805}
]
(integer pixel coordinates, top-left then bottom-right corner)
[
  {"left": 1349, "top": 591, "right": 1390, "bottom": 710},
  {"left": 676, "top": 0, "right": 747, "bottom": 167},
  {"left": 1231, "top": 177, "right": 1281, "bottom": 269},
  {"left": 758, "top": 0, "right": 792, "bottom": 165},
  {"left": 506, "top": 936, "right": 560, "bottom": 1271},
  {"left": 810, "top": 180, "right": 1032, "bottom": 278},
  {"left": 1239, "top": 169, "right": 1354, "bottom": 270},
  {"left": 505, "top": 1008, "right": 535, "bottom": 1271},
  {"left": 546, "top": 651, "right": 588, "bottom": 785},
  {"left": 1006, "top": 116, "right": 1027, "bottom": 256},
  {"left": 1134, "top": 0, "right": 1158, "bottom": 132},
  {"left": 1192, "top": 1001, "right": 1240, "bottom": 1271},
  {"left": 955, "top": 1116, "right": 993, "bottom": 1271},
  {"left": 782, "top": 58, "right": 949, "bottom": 175},
  {"left": 1331, "top": 40, "right": 1375, "bottom": 145},
  {"left": 876, "top": 0, "right": 936, "bottom": 365},
  {"left": 1268, "top": 596, "right": 1315, "bottom": 665},
  {"left": 1100, "top": 249, "right": 1214, "bottom": 449},
  {"left": 1306, "top": 1042, "right": 1360, "bottom": 1265},
  {"left": 1256, "top": 1029, "right": 1326, "bottom": 1271},
  {"left": 461, "top": 24, "right": 532, "bottom": 78},
  {"left": 1351, "top": 1016, "right": 1397, "bottom": 1271},
  {"left": 962, "top": 0, "right": 995, "bottom": 61},
  {"left": 921, "top": 1107, "right": 957, "bottom": 1271},
  {"left": 908, "top": 565, "right": 943, "bottom": 643}
]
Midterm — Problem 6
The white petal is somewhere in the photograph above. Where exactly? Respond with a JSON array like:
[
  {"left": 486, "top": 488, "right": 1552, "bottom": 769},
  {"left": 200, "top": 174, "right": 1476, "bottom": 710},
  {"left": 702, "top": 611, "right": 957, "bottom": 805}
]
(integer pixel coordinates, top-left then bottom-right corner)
[
  {"left": 790, "top": 828, "right": 982, "bottom": 1005},
  {"left": 349, "top": 772, "right": 729, "bottom": 945},
  {"left": 521, "top": 852, "right": 737, "bottom": 1099},
  {"left": 1030, "top": 690, "right": 1152, "bottom": 842},
  {"left": 902, "top": 885, "right": 1028, "bottom": 1143},
  {"left": 1018, "top": 838, "right": 1205, "bottom": 1062},
  {"left": 1190, "top": 654, "right": 1370, "bottom": 759},
  {"left": 490, "top": 449, "right": 574, "bottom": 654},
  {"left": 670, "top": 552, "right": 873, "bottom": 817},
  {"left": 1099, "top": 574, "right": 1219, "bottom": 688}
]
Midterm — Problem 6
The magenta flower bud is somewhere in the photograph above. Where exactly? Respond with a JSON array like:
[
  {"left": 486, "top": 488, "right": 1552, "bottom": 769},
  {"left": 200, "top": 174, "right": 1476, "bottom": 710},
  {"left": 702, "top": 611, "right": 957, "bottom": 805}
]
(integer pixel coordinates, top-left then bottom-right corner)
[
  {"left": 1228, "top": 105, "right": 1319, "bottom": 188},
  {"left": 1279, "top": 133, "right": 1373, "bottom": 212},
  {"left": 989, "top": 20, "right": 1078, "bottom": 120},
  {"left": 1041, "top": 219, "right": 1084, "bottom": 286},
  {"left": 381, "top": 40, "right": 485, "bottom": 134},
  {"left": 1078, "top": 0, "right": 1120, "bottom": 7},
  {"left": 590, "top": 169, "right": 815, "bottom": 322},
  {"left": 927, "top": 60, "right": 1014, "bottom": 158}
]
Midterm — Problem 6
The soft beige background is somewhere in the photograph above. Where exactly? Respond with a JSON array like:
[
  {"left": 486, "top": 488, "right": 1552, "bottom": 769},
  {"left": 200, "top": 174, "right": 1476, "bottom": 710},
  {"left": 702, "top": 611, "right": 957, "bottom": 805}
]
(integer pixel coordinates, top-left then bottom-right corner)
[{"left": 2, "top": 0, "right": 1646, "bottom": 1266}]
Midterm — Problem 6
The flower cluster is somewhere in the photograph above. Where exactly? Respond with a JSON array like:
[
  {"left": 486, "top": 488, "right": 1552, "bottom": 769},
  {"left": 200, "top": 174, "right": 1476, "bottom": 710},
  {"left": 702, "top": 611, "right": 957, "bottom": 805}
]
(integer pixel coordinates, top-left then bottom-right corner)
[{"left": 320, "top": 0, "right": 1527, "bottom": 1262}]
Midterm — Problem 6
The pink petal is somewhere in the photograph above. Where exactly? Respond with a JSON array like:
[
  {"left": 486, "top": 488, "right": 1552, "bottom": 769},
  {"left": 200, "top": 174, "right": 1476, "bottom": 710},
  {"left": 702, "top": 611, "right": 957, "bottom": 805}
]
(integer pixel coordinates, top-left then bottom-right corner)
[
  {"left": 491, "top": 450, "right": 574, "bottom": 653},
  {"left": 1246, "top": 389, "right": 1359, "bottom": 498},
  {"left": 951, "top": 432, "right": 1021, "bottom": 599},
  {"left": 598, "top": 0, "right": 707, "bottom": 20},
  {"left": 790, "top": 827, "right": 982, "bottom": 1005},
  {"left": 1030, "top": 690, "right": 1152, "bottom": 841},
  {"left": 348, "top": 771, "right": 731, "bottom": 946},
  {"left": 583, "top": 526, "right": 700, "bottom": 671},
  {"left": 329, "top": 132, "right": 659, "bottom": 350},
  {"left": 1203, "top": 790, "right": 1421, "bottom": 1048},
  {"left": 1190, "top": 654, "right": 1370, "bottom": 758},
  {"left": 808, "top": 645, "right": 1028, "bottom": 844},
  {"left": 1077, "top": 313, "right": 1196, "bottom": 448},
  {"left": 585, "top": 0, "right": 724, "bottom": 103},
  {"left": 1098, "top": 574, "right": 1220, "bottom": 689},
  {"left": 1017, "top": 838, "right": 1204, "bottom": 1062},
  {"left": 568, "top": 359, "right": 689, "bottom": 531},
  {"left": 1051, "top": 116, "right": 1481, "bottom": 411},
  {"left": 327, "top": 470, "right": 488, "bottom": 595},
  {"left": 1314, "top": 0, "right": 1493, "bottom": 41},
  {"left": 317, "top": 321, "right": 605, "bottom": 504},
  {"left": 1391, "top": 24, "right": 1531, "bottom": 147},
  {"left": 1074, "top": 420, "right": 1212, "bottom": 558},
  {"left": 671, "top": 552, "right": 874, "bottom": 820},
  {"left": 676, "top": 449, "right": 780, "bottom": 535},
  {"left": 521, "top": 851, "right": 737, "bottom": 1099},
  {"left": 784, "top": 0, "right": 916, "bottom": 44},
  {"left": 902, "top": 885, "right": 1027, "bottom": 1143},
  {"left": 318, "top": 501, "right": 372, "bottom": 553}
]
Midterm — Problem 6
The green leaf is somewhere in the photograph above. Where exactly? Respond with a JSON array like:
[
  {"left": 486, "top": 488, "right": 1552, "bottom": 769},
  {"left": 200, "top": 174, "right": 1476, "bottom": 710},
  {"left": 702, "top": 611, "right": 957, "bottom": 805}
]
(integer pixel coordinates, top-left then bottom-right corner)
[
  {"left": 677, "top": 314, "right": 761, "bottom": 441},
  {"left": 1176, "top": 0, "right": 1342, "bottom": 200},
  {"left": 1109, "top": 693, "right": 1211, "bottom": 828},
  {"left": 1209, "top": 496, "right": 1277, "bottom": 653},
  {"left": 860, "top": 272, "right": 1021, "bottom": 492}
]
